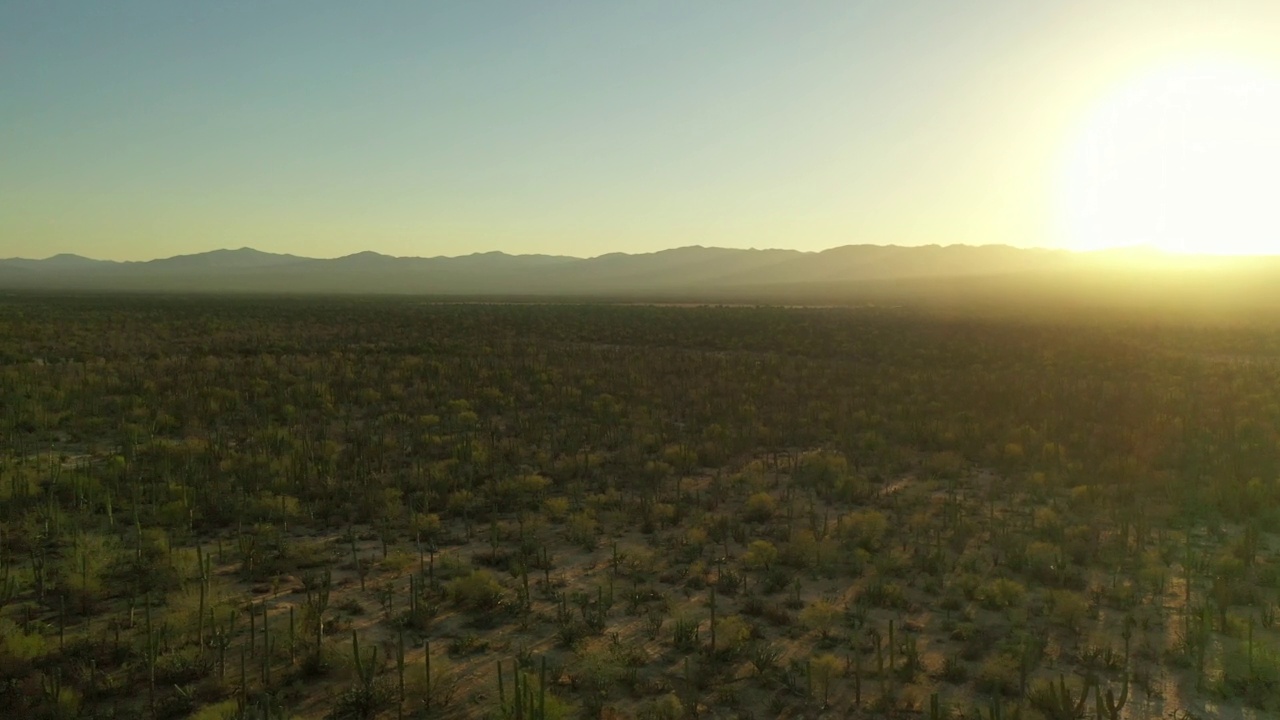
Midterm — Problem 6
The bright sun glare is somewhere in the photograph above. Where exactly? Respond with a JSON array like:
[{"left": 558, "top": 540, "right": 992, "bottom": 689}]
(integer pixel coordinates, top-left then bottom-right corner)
[{"left": 1057, "top": 57, "right": 1280, "bottom": 255}]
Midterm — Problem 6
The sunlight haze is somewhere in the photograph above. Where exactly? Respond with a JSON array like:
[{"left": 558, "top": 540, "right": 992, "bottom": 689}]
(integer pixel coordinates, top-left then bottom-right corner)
[{"left": 3, "top": 1, "right": 1280, "bottom": 261}]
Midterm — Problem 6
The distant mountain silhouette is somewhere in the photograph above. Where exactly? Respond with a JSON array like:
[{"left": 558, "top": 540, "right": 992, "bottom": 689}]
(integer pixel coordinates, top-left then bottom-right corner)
[
  {"left": 2, "top": 253, "right": 108, "bottom": 271},
  {"left": 137, "top": 247, "right": 312, "bottom": 270},
  {"left": 3, "top": 244, "right": 1278, "bottom": 311}
]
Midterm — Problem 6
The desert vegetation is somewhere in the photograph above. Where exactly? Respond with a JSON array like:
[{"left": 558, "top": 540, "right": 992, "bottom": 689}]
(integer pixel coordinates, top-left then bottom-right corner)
[{"left": 0, "top": 294, "right": 1278, "bottom": 719}]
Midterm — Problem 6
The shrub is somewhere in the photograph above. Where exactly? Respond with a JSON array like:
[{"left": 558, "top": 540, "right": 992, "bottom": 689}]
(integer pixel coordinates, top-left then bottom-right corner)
[
  {"left": 715, "top": 615, "right": 753, "bottom": 655},
  {"left": 715, "top": 570, "right": 742, "bottom": 596},
  {"left": 762, "top": 567, "right": 790, "bottom": 594},
  {"left": 811, "top": 653, "right": 843, "bottom": 705},
  {"left": 978, "top": 578, "right": 1026, "bottom": 610},
  {"left": 338, "top": 598, "right": 365, "bottom": 615},
  {"left": 781, "top": 530, "right": 820, "bottom": 569},
  {"left": 796, "top": 452, "right": 848, "bottom": 491},
  {"left": 864, "top": 579, "right": 908, "bottom": 609},
  {"left": 380, "top": 550, "right": 415, "bottom": 575},
  {"left": 840, "top": 510, "right": 888, "bottom": 551},
  {"left": 940, "top": 654, "right": 969, "bottom": 683},
  {"left": 975, "top": 653, "right": 1021, "bottom": 697},
  {"left": 637, "top": 693, "right": 684, "bottom": 720},
  {"left": 155, "top": 647, "right": 213, "bottom": 685},
  {"left": 447, "top": 570, "right": 504, "bottom": 612},
  {"left": 1051, "top": 590, "right": 1090, "bottom": 633},
  {"left": 447, "top": 632, "right": 488, "bottom": 656},
  {"left": 744, "top": 493, "right": 777, "bottom": 522},
  {"left": 567, "top": 512, "right": 598, "bottom": 549},
  {"left": 411, "top": 512, "right": 442, "bottom": 538},
  {"left": 543, "top": 497, "right": 570, "bottom": 521},
  {"left": 327, "top": 679, "right": 394, "bottom": 720},
  {"left": 800, "top": 600, "right": 841, "bottom": 639},
  {"left": 744, "top": 540, "right": 778, "bottom": 570},
  {"left": 190, "top": 700, "right": 239, "bottom": 720}
]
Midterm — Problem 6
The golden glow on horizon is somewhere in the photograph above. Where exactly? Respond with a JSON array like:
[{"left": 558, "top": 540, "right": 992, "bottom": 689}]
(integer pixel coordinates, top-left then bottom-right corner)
[{"left": 1056, "top": 56, "right": 1280, "bottom": 256}]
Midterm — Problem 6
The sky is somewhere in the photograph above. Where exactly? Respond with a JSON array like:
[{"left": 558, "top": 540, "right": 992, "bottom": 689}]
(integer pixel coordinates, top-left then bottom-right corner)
[{"left": 3, "top": 1, "right": 1280, "bottom": 261}]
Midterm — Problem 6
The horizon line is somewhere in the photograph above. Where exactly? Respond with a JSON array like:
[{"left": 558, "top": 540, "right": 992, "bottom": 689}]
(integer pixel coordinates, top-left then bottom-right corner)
[{"left": 5, "top": 241, "right": 1271, "bottom": 264}]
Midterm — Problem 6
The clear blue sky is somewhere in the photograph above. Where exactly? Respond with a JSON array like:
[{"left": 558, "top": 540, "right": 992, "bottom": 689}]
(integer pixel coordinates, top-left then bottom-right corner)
[{"left": 3, "top": 1, "right": 1278, "bottom": 260}]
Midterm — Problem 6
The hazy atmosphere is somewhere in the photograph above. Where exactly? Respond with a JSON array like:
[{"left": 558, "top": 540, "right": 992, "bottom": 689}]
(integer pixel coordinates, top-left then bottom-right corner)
[
  {"left": 4, "top": 0, "right": 1279, "bottom": 261},
  {"left": 8, "top": 6, "right": 1280, "bottom": 720}
]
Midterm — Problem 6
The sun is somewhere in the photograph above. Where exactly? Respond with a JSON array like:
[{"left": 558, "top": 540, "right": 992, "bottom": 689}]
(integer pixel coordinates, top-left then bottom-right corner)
[{"left": 1055, "top": 56, "right": 1280, "bottom": 255}]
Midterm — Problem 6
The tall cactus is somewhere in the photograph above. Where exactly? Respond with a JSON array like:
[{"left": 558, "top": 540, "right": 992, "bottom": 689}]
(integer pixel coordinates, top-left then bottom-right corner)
[
  {"left": 424, "top": 640, "right": 433, "bottom": 714},
  {"left": 262, "top": 603, "right": 272, "bottom": 686},
  {"left": 351, "top": 534, "right": 369, "bottom": 592},
  {"left": 497, "top": 656, "right": 548, "bottom": 720},
  {"left": 873, "top": 627, "right": 886, "bottom": 695},
  {"left": 852, "top": 652, "right": 862, "bottom": 706},
  {"left": 1096, "top": 672, "right": 1129, "bottom": 720},
  {"left": 144, "top": 597, "right": 158, "bottom": 720},
  {"left": 709, "top": 587, "right": 717, "bottom": 655},
  {"left": 352, "top": 630, "right": 378, "bottom": 695},
  {"left": 238, "top": 532, "right": 257, "bottom": 579},
  {"left": 409, "top": 574, "right": 417, "bottom": 616},
  {"left": 1184, "top": 532, "right": 1193, "bottom": 607},
  {"left": 41, "top": 668, "right": 64, "bottom": 710},
  {"left": 396, "top": 630, "right": 406, "bottom": 720},
  {"left": 1039, "top": 674, "right": 1091, "bottom": 720},
  {"left": 1247, "top": 613, "right": 1255, "bottom": 681},
  {"left": 239, "top": 646, "right": 248, "bottom": 705},
  {"left": 1196, "top": 605, "right": 1209, "bottom": 690},
  {"left": 303, "top": 569, "right": 331, "bottom": 663},
  {"left": 888, "top": 619, "right": 896, "bottom": 675},
  {"left": 213, "top": 608, "right": 237, "bottom": 680},
  {"left": 196, "top": 570, "right": 207, "bottom": 649}
]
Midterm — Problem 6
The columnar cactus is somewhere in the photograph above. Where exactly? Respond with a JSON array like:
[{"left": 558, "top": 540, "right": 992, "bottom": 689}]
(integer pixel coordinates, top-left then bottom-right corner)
[
  {"left": 497, "top": 656, "right": 548, "bottom": 720},
  {"left": 1040, "top": 674, "right": 1092, "bottom": 720},
  {"left": 1096, "top": 672, "right": 1129, "bottom": 720}
]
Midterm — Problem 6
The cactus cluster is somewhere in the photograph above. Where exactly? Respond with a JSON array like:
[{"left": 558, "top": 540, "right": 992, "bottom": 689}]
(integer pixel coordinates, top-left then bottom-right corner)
[{"left": 497, "top": 657, "right": 548, "bottom": 720}]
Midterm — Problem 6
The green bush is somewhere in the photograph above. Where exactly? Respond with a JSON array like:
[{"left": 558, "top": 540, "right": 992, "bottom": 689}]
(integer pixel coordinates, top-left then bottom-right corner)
[
  {"left": 978, "top": 578, "right": 1026, "bottom": 610},
  {"left": 637, "top": 693, "right": 684, "bottom": 720},
  {"left": 744, "top": 540, "right": 778, "bottom": 570},
  {"left": 975, "top": 653, "right": 1021, "bottom": 697},
  {"left": 744, "top": 493, "right": 777, "bottom": 522},
  {"left": 447, "top": 570, "right": 505, "bottom": 612}
]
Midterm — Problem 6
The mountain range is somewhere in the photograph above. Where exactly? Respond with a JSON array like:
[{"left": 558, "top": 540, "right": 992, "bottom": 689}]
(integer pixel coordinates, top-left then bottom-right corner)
[{"left": 2, "top": 244, "right": 1279, "bottom": 313}]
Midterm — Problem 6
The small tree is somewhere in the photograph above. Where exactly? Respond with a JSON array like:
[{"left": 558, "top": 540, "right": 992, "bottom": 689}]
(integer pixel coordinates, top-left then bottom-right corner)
[
  {"left": 447, "top": 571, "right": 504, "bottom": 612},
  {"left": 744, "top": 540, "right": 779, "bottom": 571},
  {"left": 744, "top": 493, "right": 777, "bottom": 522},
  {"left": 800, "top": 600, "right": 841, "bottom": 640},
  {"left": 811, "top": 654, "right": 842, "bottom": 707}
]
